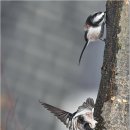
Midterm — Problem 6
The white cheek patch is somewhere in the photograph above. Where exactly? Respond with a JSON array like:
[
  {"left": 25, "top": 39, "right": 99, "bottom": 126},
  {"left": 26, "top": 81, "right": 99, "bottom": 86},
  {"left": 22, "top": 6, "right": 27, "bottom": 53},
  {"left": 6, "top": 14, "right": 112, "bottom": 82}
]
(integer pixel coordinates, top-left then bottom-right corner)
[
  {"left": 93, "top": 12, "right": 104, "bottom": 23},
  {"left": 73, "top": 109, "right": 91, "bottom": 118}
]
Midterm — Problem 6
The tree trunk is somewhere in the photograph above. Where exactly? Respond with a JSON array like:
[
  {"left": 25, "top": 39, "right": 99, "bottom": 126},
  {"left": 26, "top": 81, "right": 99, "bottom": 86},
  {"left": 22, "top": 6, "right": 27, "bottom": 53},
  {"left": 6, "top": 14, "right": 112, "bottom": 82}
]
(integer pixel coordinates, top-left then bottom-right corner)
[{"left": 94, "top": 1, "right": 129, "bottom": 130}]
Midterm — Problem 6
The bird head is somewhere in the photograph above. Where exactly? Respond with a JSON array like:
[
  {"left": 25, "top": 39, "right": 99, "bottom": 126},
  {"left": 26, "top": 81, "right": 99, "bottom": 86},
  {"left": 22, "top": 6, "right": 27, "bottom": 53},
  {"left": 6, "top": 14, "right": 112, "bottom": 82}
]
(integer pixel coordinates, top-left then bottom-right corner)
[{"left": 85, "top": 11, "right": 106, "bottom": 27}]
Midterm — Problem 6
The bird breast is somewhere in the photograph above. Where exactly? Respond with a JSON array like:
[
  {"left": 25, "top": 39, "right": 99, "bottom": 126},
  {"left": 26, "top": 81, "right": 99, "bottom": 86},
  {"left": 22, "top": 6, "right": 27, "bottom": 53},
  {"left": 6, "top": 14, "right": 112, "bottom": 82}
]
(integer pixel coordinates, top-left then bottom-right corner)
[{"left": 87, "top": 26, "right": 101, "bottom": 41}]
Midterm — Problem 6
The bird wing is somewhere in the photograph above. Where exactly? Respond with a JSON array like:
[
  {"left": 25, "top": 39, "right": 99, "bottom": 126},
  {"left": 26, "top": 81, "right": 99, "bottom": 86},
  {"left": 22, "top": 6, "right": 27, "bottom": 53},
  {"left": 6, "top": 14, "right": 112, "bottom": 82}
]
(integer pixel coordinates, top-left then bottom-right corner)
[
  {"left": 85, "top": 97, "right": 95, "bottom": 110},
  {"left": 78, "top": 98, "right": 94, "bottom": 111},
  {"left": 39, "top": 101, "right": 73, "bottom": 126},
  {"left": 99, "top": 22, "right": 105, "bottom": 38},
  {"left": 73, "top": 98, "right": 95, "bottom": 118}
]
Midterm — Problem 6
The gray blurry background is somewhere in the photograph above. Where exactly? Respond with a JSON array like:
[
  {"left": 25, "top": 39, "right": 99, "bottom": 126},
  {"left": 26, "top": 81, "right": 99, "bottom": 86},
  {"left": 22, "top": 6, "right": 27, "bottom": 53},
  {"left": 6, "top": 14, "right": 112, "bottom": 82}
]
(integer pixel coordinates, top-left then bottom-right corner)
[{"left": 1, "top": 1, "right": 106, "bottom": 130}]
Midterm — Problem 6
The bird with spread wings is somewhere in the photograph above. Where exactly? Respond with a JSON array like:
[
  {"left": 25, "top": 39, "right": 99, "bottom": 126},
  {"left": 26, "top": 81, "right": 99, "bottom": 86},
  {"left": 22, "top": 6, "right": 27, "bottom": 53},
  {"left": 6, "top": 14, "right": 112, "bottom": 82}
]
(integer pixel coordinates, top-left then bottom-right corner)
[{"left": 39, "top": 98, "right": 97, "bottom": 130}]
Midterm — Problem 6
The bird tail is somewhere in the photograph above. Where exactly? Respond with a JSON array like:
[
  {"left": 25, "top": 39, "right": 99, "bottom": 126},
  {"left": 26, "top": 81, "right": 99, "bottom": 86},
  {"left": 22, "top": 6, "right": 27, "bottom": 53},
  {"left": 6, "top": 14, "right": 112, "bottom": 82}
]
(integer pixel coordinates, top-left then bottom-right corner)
[{"left": 79, "top": 41, "right": 90, "bottom": 65}]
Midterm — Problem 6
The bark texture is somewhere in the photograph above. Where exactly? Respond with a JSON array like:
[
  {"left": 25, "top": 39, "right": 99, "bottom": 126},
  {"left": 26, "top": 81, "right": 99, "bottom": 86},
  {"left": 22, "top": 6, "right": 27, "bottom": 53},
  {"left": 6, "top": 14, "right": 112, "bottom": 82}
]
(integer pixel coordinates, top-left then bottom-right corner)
[{"left": 94, "top": 1, "right": 129, "bottom": 130}]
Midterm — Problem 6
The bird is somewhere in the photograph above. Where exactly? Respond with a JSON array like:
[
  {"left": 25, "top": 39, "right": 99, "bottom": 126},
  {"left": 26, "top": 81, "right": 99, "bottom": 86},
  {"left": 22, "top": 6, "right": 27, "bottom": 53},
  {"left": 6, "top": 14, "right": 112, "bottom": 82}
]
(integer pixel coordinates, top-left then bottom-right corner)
[
  {"left": 79, "top": 11, "right": 106, "bottom": 64},
  {"left": 39, "top": 97, "right": 97, "bottom": 130}
]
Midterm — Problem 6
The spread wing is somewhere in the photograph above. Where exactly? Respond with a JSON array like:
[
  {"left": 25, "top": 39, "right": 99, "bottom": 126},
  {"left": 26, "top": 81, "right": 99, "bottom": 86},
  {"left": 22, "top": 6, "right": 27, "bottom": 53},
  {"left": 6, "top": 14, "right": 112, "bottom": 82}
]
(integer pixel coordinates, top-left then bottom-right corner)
[
  {"left": 85, "top": 97, "right": 95, "bottom": 110},
  {"left": 39, "top": 101, "right": 73, "bottom": 126},
  {"left": 78, "top": 97, "right": 94, "bottom": 111},
  {"left": 73, "top": 98, "right": 95, "bottom": 118}
]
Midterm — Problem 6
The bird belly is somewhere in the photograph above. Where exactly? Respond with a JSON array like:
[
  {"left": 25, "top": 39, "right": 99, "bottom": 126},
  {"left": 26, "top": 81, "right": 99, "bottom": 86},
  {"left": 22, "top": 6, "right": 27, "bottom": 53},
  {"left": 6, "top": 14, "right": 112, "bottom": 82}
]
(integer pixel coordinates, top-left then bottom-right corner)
[{"left": 87, "top": 26, "right": 101, "bottom": 41}]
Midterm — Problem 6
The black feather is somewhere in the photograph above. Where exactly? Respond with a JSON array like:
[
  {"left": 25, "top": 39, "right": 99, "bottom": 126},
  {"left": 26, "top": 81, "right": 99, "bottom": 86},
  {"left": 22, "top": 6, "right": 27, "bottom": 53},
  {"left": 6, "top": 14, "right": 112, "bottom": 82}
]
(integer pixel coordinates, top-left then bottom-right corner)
[
  {"left": 99, "top": 22, "right": 105, "bottom": 38},
  {"left": 79, "top": 35, "right": 89, "bottom": 65},
  {"left": 86, "top": 12, "right": 105, "bottom": 27},
  {"left": 84, "top": 122, "right": 93, "bottom": 130},
  {"left": 86, "top": 98, "right": 95, "bottom": 109},
  {"left": 39, "top": 101, "right": 72, "bottom": 126}
]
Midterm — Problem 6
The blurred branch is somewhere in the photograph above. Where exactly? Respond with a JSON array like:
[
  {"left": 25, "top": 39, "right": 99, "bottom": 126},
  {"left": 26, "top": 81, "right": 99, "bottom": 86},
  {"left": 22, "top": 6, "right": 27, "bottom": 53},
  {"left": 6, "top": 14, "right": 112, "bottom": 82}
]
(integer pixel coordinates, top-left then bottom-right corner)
[{"left": 94, "top": 1, "right": 129, "bottom": 130}]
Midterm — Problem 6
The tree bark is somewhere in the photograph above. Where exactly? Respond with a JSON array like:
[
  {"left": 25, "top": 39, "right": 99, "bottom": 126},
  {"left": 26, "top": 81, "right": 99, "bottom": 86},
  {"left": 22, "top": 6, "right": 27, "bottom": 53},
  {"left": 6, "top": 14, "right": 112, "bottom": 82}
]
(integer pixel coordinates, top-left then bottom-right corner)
[{"left": 94, "top": 1, "right": 129, "bottom": 130}]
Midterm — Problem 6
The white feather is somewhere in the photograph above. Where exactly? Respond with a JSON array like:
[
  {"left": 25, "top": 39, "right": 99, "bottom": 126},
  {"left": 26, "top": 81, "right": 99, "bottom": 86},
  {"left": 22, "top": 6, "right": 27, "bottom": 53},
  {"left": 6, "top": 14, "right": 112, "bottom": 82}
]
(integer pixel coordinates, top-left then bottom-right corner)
[
  {"left": 87, "top": 26, "right": 101, "bottom": 41},
  {"left": 93, "top": 12, "right": 105, "bottom": 23},
  {"left": 82, "top": 110, "right": 97, "bottom": 129},
  {"left": 73, "top": 109, "right": 91, "bottom": 118}
]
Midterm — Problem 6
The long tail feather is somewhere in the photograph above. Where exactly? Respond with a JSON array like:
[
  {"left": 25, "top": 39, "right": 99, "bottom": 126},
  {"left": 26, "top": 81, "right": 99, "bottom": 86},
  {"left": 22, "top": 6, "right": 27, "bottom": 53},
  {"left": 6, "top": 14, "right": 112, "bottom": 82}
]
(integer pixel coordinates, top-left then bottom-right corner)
[{"left": 79, "top": 41, "right": 90, "bottom": 65}]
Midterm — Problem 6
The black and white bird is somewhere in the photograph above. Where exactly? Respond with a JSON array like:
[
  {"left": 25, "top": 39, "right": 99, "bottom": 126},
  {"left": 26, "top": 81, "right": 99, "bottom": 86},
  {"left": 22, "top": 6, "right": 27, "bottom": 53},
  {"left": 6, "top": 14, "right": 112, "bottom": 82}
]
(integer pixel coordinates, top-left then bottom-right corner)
[
  {"left": 79, "top": 11, "right": 106, "bottom": 64},
  {"left": 40, "top": 98, "right": 97, "bottom": 130}
]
